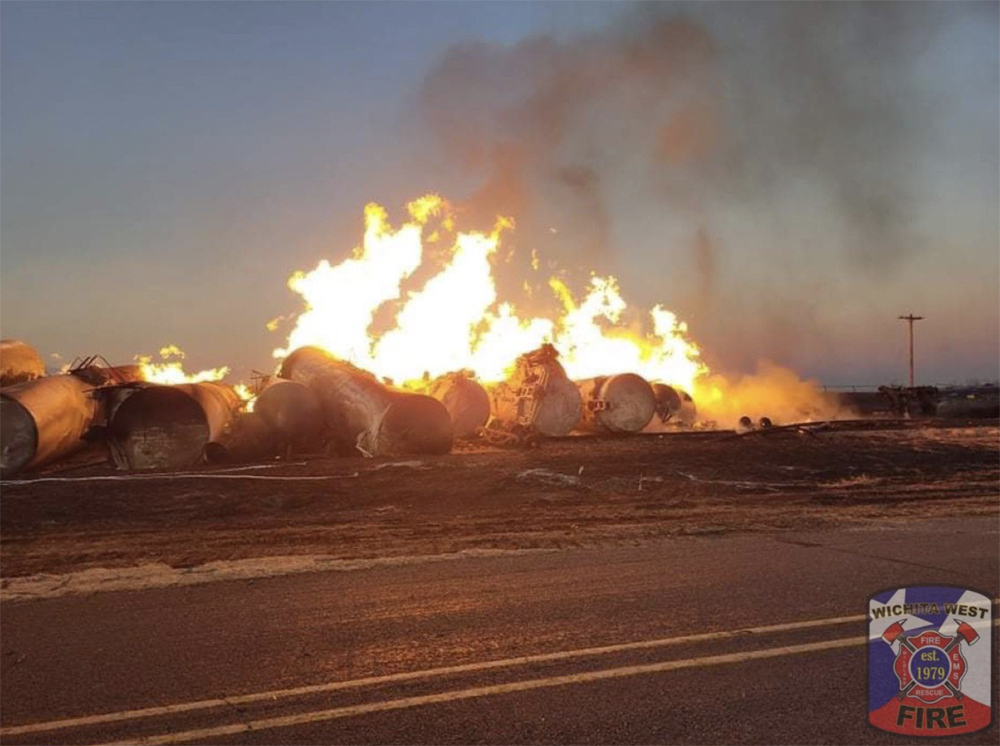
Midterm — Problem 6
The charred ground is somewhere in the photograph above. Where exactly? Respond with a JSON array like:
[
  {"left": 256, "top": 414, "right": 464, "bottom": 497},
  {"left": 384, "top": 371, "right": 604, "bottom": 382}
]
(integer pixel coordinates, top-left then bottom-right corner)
[{"left": 1, "top": 421, "right": 997, "bottom": 581}]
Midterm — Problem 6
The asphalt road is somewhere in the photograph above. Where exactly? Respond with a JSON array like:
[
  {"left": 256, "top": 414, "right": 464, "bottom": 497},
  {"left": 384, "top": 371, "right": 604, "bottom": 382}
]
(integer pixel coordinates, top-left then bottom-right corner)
[{"left": 1, "top": 517, "right": 997, "bottom": 745}]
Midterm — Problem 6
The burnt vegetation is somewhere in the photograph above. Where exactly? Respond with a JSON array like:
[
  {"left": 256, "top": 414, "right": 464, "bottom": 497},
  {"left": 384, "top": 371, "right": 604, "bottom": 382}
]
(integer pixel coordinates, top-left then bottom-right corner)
[{"left": 2, "top": 423, "right": 996, "bottom": 580}]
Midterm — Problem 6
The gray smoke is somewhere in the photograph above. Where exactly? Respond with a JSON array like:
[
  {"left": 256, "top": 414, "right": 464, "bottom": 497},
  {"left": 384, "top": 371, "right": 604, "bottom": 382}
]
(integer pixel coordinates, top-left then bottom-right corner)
[{"left": 413, "top": 2, "right": 999, "bottom": 373}]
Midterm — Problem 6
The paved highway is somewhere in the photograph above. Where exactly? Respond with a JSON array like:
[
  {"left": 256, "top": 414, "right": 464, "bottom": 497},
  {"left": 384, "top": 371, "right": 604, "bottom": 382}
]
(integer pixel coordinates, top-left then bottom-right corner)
[{"left": 1, "top": 517, "right": 997, "bottom": 744}]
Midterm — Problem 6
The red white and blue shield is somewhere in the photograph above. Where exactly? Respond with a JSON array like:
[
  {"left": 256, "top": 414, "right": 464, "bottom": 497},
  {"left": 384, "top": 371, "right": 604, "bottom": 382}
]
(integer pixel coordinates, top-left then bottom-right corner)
[{"left": 868, "top": 585, "right": 993, "bottom": 736}]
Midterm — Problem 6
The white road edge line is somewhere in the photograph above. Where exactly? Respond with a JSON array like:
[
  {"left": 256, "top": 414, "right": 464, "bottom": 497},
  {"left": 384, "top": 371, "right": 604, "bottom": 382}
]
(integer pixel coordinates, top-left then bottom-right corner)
[
  {"left": 0, "top": 613, "right": 865, "bottom": 737},
  {"left": 108, "top": 636, "right": 869, "bottom": 746}
]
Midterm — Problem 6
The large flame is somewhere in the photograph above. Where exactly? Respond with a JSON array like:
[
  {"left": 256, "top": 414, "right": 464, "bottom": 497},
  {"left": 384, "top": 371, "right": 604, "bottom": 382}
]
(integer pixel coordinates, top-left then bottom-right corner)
[
  {"left": 136, "top": 345, "right": 229, "bottom": 385},
  {"left": 274, "top": 196, "right": 707, "bottom": 391},
  {"left": 274, "top": 197, "right": 443, "bottom": 368},
  {"left": 548, "top": 276, "right": 705, "bottom": 386}
]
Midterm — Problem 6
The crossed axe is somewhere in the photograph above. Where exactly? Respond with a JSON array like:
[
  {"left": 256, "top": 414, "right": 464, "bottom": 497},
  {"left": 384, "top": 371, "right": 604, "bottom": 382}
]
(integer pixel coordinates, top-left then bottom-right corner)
[{"left": 882, "top": 619, "right": 980, "bottom": 700}]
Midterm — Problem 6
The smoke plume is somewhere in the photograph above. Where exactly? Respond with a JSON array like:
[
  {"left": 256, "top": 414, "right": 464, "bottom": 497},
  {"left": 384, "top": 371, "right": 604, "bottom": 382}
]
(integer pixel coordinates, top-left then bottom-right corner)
[
  {"left": 413, "top": 2, "right": 998, "bottom": 376},
  {"left": 693, "top": 361, "right": 849, "bottom": 428}
]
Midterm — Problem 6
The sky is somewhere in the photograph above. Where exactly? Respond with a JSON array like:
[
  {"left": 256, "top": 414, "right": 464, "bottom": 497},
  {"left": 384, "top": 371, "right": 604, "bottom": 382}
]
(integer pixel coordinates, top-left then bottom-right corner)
[{"left": 1, "top": 1, "right": 997, "bottom": 387}]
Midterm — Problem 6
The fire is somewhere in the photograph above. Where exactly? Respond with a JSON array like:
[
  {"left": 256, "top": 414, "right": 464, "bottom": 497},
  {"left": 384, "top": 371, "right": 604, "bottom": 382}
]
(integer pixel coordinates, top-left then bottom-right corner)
[
  {"left": 230, "top": 384, "right": 255, "bottom": 412},
  {"left": 136, "top": 346, "right": 257, "bottom": 412},
  {"left": 274, "top": 197, "right": 443, "bottom": 368},
  {"left": 274, "top": 196, "right": 707, "bottom": 392},
  {"left": 547, "top": 276, "right": 706, "bottom": 386},
  {"left": 374, "top": 217, "right": 508, "bottom": 381},
  {"left": 136, "top": 345, "right": 229, "bottom": 385}
]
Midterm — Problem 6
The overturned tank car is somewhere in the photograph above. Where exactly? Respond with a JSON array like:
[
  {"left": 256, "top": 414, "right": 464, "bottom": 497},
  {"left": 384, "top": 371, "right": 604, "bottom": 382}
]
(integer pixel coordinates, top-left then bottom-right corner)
[
  {"left": 279, "top": 346, "right": 453, "bottom": 456},
  {"left": 103, "top": 382, "right": 242, "bottom": 470},
  {"left": 1, "top": 373, "right": 100, "bottom": 478},
  {"left": 643, "top": 383, "right": 698, "bottom": 431},
  {"left": 576, "top": 374, "right": 656, "bottom": 434},
  {"left": 249, "top": 377, "right": 326, "bottom": 457},
  {"left": 0, "top": 361, "right": 144, "bottom": 478},
  {"left": 422, "top": 371, "right": 490, "bottom": 439},
  {"left": 203, "top": 377, "right": 327, "bottom": 463},
  {"left": 488, "top": 344, "right": 582, "bottom": 437}
]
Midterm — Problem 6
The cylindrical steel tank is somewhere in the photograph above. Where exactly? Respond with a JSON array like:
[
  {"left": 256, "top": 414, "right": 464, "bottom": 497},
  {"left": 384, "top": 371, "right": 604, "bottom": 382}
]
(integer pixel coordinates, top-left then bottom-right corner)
[
  {"left": 1, "top": 339, "right": 45, "bottom": 387},
  {"left": 0, "top": 374, "right": 99, "bottom": 478},
  {"left": 254, "top": 378, "right": 324, "bottom": 446},
  {"left": 423, "top": 372, "right": 490, "bottom": 439},
  {"left": 206, "top": 379, "right": 325, "bottom": 463},
  {"left": 279, "top": 346, "right": 453, "bottom": 456},
  {"left": 203, "top": 411, "right": 273, "bottom": 464},
  {"left": 106, "top": 382, "right": 242, "bottom": 470},
  {"left": 644, "top": 383, "right": 698, "bottom": 431},
  {"left": 576, "top": 374, "right": 656, "bottom": 433},
  {"left": 488, "top": 344, "right": 582, "bottom": 437}
]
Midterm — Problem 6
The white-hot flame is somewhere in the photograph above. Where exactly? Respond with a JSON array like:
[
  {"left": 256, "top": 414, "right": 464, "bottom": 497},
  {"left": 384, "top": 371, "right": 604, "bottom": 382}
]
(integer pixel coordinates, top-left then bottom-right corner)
[
  {"left": 547, "top": 276, "right": 706, "bottom": 386},
  {"left": 273, "top": 196, "right": 707, "bottom": 391},
  {"left": 136, "top": 345, "right": 229, "bottom": 385},
  {"left": 274, "top": 197, "right": 443, "bottom": 367}
]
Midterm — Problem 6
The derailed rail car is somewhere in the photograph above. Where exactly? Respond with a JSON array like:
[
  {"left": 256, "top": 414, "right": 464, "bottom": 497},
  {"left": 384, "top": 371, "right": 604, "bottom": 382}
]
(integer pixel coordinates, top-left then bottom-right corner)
[
  {"left": 576, "top": 374, "right": 656, "bottom": 433},
  {"left": 644, "top": 383, "right": 698, "bottom": 431},
  {"left": 488, "top": 344, "right": 582, "bottom": 437},
  {"left": 280, "top": 346, "right": 453, "bottom": 456},
  {"left": 422, "top": 372, "right": 491, "bottom": 439},
  {"left": 0, "top": 374, "right": 100, "bottom": 478},
  {"left": 104, "top": 382, "right": 242, "bottom": 470}
]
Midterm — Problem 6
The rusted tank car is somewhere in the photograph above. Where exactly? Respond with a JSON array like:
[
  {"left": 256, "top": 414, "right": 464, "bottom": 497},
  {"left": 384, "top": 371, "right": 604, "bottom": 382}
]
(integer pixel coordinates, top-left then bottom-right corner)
[
  {"left": 0, "top": 373, "right": 100, "bottom": 478},
  {"left": 576, "top": 374, "right": 656, "bottom": 433},
  {"left": 422, "top": 372, "right": 490, "bottom": 439},
  {"left": 279, "top": 346, "right": 453, "bottom": 456},
  {"left": 644, "top": 383, "right": 698, "bottom": 431},
  {"left": 105, "top": 382, "right": 242, "bottom": 470},
  {"left": 254, "top": 377, "right": 325, "bottom": 452},
  {"left": 488, "top": 344, "right": 582, "bottom": 437}
]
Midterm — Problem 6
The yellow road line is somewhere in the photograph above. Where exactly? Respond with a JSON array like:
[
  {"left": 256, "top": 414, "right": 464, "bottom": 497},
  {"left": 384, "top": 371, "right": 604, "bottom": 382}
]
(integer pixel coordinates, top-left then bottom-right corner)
[
  {"left": 1, "top": 613, "right": 865, "bottom": 737},
  {"left": 105, "top": 636, "right": 868, "bottom": 746}
]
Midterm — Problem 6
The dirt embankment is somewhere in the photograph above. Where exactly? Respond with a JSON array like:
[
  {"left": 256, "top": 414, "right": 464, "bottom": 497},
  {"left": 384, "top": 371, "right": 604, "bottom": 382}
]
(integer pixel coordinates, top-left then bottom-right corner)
[{"left": 1, "top": 423, "right": 997, "bottom": 582}]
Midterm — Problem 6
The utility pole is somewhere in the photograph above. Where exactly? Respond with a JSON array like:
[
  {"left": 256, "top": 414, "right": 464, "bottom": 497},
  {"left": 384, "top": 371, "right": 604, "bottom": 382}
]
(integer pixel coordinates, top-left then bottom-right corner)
[{"left": 898, "top": 314, "right": 924, "bottom": 387}]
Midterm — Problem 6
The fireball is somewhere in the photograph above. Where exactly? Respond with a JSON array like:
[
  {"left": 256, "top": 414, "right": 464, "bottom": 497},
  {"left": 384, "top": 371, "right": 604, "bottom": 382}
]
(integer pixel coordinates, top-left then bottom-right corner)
[{"left": 274, "top": 196, "right": 707, "bottom": 393}]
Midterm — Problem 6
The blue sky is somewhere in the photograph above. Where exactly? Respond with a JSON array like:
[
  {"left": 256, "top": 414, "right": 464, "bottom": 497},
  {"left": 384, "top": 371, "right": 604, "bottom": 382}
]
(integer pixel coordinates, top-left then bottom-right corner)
[{"left": 2, "top": 2, "right": 997, "bottom": 385}]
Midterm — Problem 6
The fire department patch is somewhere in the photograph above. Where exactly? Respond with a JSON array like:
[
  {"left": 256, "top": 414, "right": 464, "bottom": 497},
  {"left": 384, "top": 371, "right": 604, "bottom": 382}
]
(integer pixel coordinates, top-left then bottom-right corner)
[{"left": 868, "top": 585, "right": 993, "bottom": 736}]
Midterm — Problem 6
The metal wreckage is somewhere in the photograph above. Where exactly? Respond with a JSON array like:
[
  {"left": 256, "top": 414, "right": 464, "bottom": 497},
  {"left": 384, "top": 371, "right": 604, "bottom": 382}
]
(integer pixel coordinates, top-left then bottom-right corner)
[{"left": 0, "top": 339, "right": 699, "bottom": 479}]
